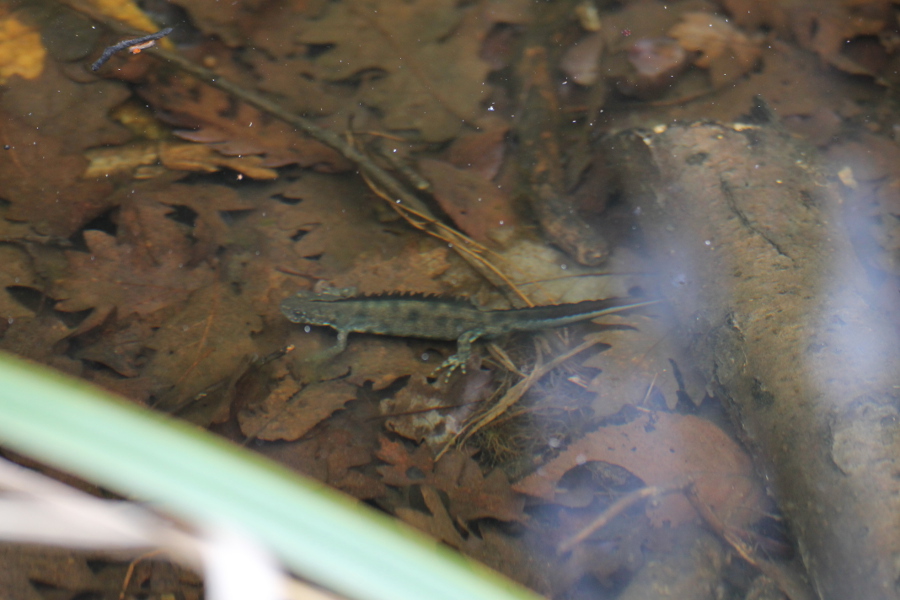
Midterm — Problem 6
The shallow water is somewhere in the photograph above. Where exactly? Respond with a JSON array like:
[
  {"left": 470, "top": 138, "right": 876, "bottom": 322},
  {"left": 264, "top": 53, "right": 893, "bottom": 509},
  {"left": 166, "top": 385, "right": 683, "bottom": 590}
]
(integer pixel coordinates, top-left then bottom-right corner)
[{"left": 2, "top": 0, "right": 900, "bottom": 599}]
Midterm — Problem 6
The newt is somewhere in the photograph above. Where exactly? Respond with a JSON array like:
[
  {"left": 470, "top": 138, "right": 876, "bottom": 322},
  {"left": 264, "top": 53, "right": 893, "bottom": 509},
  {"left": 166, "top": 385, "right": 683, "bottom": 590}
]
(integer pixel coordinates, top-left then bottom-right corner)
[{"left": 280, "top": 288, "right": 657, "bottom": 375}]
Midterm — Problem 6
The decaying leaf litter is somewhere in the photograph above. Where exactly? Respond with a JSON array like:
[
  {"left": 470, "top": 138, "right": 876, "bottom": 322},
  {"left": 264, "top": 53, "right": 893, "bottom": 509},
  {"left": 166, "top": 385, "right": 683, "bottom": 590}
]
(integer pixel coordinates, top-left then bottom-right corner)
[{"left": 2, "top": 0, "right": 900, "bottom": 598}]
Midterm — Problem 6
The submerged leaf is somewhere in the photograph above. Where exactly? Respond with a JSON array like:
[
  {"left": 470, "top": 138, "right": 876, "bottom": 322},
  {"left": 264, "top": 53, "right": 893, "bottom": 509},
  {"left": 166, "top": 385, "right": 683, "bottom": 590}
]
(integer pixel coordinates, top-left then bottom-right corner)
[
  {"left": 54, "top": 231, "right": 214, "bottom": 333},
  {"left": 514, "top": 411, "right": 766, "bottom": 529},
  {"left": 0, "top": 15, "right": 45, "bottom": 83},
  {"left": 377, "top": 437, "right": 527, "bottom": 523}
]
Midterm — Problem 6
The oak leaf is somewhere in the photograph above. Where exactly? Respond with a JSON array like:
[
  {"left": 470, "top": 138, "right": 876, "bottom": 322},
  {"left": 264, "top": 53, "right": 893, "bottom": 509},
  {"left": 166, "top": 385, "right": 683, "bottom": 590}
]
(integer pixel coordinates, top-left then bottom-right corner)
[
  {"left": 445, "top": 123, "right": 509, "bottom": 181},
  {"left": 0, "top": 316, "right": 78, "bottom": 373},
  {"left": 326, "top": 246, "right": 454, "bottom": 298},
  {"left": 418, "top": 158, "right": 518, "bottom": 243},
  {"left": 53, "top": 230, "right": 215, "bottom": 333},
  {"left": 238, "top": 379, "right": 357, "bottom": 442},
  {"left": 298, "top": 0, "right": 492, "bottom": 141},
  {"left": 140, "top": 75, "right": 350, "bottom": 172},
  {"left": 120, "top": 183, "right": 257, "bottom": 256},
  {"left": 158, "top": 141, "right": 278, "bottom": 180},
  {"left": 139, "top": 282, "right": 263, "bottom": 414},
  {"left": 396, "top": 486, "right": 553, "bottom": 594},
  {"left": 73, "top": 317, "right": 154, "bottom": 378},
  {"left": 377, "top": 437, "right": 527, "bottom": 523},
  {"left": 580, "top": 314, "right": 705, "bottom": 417},
  {"left": 0, "top": 61, "right": 133, "bottom": 237},
  {"left": 716, "top": 0, "right": 891, "bottom": 73}
]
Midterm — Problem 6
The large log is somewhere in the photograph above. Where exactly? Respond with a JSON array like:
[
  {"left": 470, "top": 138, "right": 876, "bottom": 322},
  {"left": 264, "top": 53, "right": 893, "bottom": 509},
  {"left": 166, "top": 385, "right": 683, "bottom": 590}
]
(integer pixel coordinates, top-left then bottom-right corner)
[{"left": 604, "top": 121, "right": 900, "bottom": 599}]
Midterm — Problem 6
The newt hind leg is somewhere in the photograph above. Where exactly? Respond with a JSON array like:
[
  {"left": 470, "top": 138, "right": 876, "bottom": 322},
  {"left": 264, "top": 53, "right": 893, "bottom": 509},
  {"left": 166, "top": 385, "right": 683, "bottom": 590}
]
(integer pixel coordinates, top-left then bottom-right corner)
[{"left": 430, "top": 330, "right": 482, "bottom": 380}]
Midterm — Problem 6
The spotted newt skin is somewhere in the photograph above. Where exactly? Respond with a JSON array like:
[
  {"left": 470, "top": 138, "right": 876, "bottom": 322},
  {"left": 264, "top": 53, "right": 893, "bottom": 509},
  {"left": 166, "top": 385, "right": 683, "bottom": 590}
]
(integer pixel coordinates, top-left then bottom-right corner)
[{"left": 280, "top": 288, "right": 657, "bottom": 374}]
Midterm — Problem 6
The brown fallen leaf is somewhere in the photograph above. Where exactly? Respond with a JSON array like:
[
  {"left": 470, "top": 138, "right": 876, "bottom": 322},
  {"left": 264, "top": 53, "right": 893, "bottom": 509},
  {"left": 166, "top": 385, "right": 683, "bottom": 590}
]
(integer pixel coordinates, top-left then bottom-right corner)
[
  {"left": 137, "top": 282, "right": 263, "bottom": 413},
  {"left": 238, "top": 379, "right": 357, "bottom": 442},
  {"left": 114, "top": 189, "right": 199, "bottom": 264},
  {"left": 315, "top": 427, "right": 384, "bottom": 497},
  {"left": 82, "top": 142, "right": 160, "bottom": 179},
  {"left": 254, "top": 421, "right": 388, "bottom": 501},
  {"left": 580, "top": 314, "right": 706, "bottom": 416},
  {"left": 0, "top": 118, "right": 116, "bottom": 239},
  {"left": 0, "top": 316, "right": 79, "bottom": 374},
  {"left": 297, "top": 0, "right": 492, "bottom": 141},
  {"left": 140, "top": 73, "right": 351, "bottom": 172},
  {"left": 160, "top": 141, "right": 279, "bottom": 179},
  {"left": 715, "top": 0, "right": 891, "bottom": 73},
  {"left": 326, "top": 245, "right": 455, "bottom": 298},
  {"left": 1, "top": 61, "right": 131, "bottom": 149},
  {"left": 0, "top": 245, "right": 39, "bottom": 321},
  {"left": 123, "top": 183, "right": 256, "bottom": 257},
  {"left": 445, "top": 123, "right": 509, "bottom": 181},
  {"left": 0, "top": 545, "right": 99, "bottom": 599},
  {"left": 418, "top": 158, "right": 518, "bottom": 244},
  {"left": 260, "top": 174, "right": 391, "bottom": 280},
  {"left": 669, "top": 12, "right": 762, "bottom": 88},
  {"left": 73, "top": 317, "right": 155, "bottom": 378},
  {"left": 53, "top": 230, "right": 215, "bottom": 334},
  {"left": 377, "top": 437, "right": 527, "bottom": 523},
  {"left": 513, "top": 411, "right": 766, "bottom": 529},
  {"left": 0, "top": 13, "right": 45, "bottom": 83},
  {"left": 396, "top": 485, "right": 553, "bottom": 595},
  {"left": 0, "top": 56, "right": 136, "bottom": 237}
]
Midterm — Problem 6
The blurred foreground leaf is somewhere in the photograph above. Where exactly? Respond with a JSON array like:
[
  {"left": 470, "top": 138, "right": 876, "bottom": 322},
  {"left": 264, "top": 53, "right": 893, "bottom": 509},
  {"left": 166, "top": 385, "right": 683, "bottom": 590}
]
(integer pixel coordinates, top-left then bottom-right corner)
[{"left": 0, "top": 351, "right": 541, "bottom": 600}]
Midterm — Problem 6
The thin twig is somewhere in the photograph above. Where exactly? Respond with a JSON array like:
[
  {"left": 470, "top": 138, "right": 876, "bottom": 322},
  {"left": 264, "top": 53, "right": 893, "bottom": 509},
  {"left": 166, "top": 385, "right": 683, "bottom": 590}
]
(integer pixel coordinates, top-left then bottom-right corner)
[
  {"left": 59, "top": 2, "right": 452, "bottom": 232},
  {"left": 70, "top": 6, "right": 533, "bottom": 305},
  {"left": 149, "top": 46, "right": 438, "bottom": 217},
  {"left": 361, "top": 174, "right": 532, "bottom": 305},
  {"left": 557, "top": 485, "right": 682, "bottom": 554},
  {"left": 120, "top": 550, "right": 163, "bottom": 600}
]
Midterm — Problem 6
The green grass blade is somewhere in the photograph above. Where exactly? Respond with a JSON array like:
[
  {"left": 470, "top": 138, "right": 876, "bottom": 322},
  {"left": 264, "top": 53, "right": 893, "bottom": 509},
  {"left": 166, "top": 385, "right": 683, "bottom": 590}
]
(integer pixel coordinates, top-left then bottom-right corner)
[{"left": 0, "top": 351, "right": 543, "bottom": 600}]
